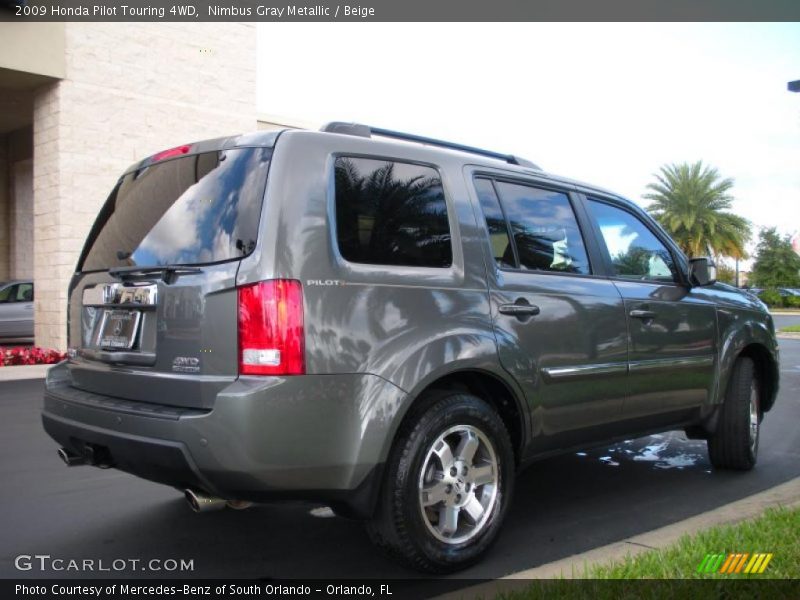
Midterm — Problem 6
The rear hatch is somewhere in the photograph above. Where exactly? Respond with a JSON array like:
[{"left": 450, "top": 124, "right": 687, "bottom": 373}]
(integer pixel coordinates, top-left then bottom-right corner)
[{"left": 65, "top": 139, "right": 273, "bottom": 409}]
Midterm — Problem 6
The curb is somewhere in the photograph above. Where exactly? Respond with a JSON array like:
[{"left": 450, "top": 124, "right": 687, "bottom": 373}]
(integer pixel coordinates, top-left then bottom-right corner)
[
  {"left": 0, "top": 364, "right": 51, "bottom": 381},
  {"left": 441, "top": 477, "right": 800, "bottom": 598}
]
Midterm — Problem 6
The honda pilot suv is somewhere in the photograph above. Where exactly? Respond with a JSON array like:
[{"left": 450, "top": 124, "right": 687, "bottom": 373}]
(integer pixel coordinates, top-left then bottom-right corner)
[{"left": 43, "top": 124, "right": 779, "bottom": 572}]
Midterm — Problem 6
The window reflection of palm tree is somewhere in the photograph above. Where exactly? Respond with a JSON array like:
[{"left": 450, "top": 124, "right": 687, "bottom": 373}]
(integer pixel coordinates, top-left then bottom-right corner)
[
  {"left": 335, "top": 159, "right": 450, "bottom": 268},
  {"left": 306, "top": 160, "right": 476, "bottom": 379}
]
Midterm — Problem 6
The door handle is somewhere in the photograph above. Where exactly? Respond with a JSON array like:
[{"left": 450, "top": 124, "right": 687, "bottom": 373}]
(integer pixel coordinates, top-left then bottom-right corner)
[
  {"left": 629, "top": 309, "right": 657, "bottom": 320},
  {"left": 499, "top": 303, "right": 540, "bottom": 318}
]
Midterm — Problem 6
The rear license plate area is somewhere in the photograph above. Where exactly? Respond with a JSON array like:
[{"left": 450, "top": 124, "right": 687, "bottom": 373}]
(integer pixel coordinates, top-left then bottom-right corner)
[{"left": 96, "top": 309, "right": 141, "bottom": 349}]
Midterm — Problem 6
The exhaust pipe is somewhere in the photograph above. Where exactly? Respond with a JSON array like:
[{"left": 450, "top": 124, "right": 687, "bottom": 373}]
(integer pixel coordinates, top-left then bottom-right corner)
[
  {"left": 185, "top": 489, "right": 227, "bottom": 513},
  {"left": 58, "top": 447, "right": 87, "bottom": 467}
]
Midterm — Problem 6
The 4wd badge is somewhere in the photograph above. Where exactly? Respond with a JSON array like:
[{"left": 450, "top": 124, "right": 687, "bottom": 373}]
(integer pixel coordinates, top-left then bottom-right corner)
[{"left": 172, "top": 356, "right": 200, "bottom": 373}]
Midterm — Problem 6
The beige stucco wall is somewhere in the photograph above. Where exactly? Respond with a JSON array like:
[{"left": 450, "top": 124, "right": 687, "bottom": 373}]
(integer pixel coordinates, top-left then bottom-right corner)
[
  {"left": 33, "top": 23, "right": 257, "bottom": 349},
  {"left": 0, "top": 22, "right": 65, "bottom": 82},
  {"left": 257, "top": 113, "right": 315, "bottom": 131}
]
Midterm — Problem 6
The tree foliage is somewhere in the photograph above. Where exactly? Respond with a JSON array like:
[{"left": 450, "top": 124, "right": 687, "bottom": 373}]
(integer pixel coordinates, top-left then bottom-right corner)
[
  {"left": 750, "top": 227, "right": 800, "bottom": 288},
  {"left": 715, "top": 263, "right": 736, "bottom": 285},
  {"left": 644, "top": 161, "right": 751, "bottom": 260}
]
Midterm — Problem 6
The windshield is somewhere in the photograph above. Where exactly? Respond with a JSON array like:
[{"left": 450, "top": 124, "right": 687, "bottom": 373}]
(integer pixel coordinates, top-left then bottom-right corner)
[{"left": 79, "top": 147, "right": 271, "bottom": 272}]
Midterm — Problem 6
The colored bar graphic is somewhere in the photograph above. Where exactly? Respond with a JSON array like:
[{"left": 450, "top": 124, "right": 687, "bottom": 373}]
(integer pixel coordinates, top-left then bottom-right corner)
[
  {"left": 758, "top": 554, "right": 773, "bottom": 573},
  {"left": 744, "top": 554, "right": 760, "bottom": 574},
  {"left": 696, "top": 554, "right": 711, "bottom": 573},
  {"left": 713, "top": 554, "right": 725, "bottom": 572},
  {"left": 734, "top": 553, "right": 749, "bottom": 573},
  {"left": 719, "top": 553, "right": 737, "bottom": 573},
  {"left": 697, "top": 554, "right": 726, "bottom": 574},
  {"left": 702, "top": 552, "right": 773, "bottom": 574}
]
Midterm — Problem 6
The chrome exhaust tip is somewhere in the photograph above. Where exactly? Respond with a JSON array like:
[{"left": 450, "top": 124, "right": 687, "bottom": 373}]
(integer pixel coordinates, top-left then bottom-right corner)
[
  {"left": 184, "top": 489, "right": 227, "bottom": 513},
  {"left": 58, "top": 447, "right": 87, "bottom": 467}
]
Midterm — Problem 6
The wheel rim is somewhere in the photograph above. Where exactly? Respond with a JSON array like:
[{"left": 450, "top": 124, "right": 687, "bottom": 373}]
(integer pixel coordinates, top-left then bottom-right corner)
[
  {"left": 418, "top": 424, "right": 499, "bottom": 545},
  {"left": 749, "top": 382, "right": 759, "bottom": 454}
]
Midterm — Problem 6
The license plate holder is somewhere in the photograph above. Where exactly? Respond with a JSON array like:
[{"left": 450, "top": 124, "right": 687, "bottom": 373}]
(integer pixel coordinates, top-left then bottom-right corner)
[{"left": 96, "top": 309, "right": 141, "bottom": 350}]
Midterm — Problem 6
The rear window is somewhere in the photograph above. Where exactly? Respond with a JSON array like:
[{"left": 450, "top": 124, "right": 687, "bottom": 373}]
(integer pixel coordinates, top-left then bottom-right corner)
[
  {"left": 79, "top": 147, "right": 271, "bottom": 272},
  {"left": 334, "top": 156, "right": 452, "bottom": 268}
]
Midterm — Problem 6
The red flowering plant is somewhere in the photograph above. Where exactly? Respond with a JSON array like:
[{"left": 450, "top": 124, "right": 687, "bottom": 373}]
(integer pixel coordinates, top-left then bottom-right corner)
[{"left": 1, "top": 346, "right": 67, "bottom": 366}]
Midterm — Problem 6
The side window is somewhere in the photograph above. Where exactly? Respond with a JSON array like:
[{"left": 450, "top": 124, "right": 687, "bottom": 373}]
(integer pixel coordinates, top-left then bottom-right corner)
[
  {"left": 474, "top": 178, "right": 515, "bottom": 268},
  {"left": 16, "top": 283, "right": 33, "bottom": 302},
  {"left": 494, "top": 181, "right": 591, "bottom": 274},
  {"left": 334, "top": 157, "right": 452, "bottom": 268},
  {"left": 586, "top": 198, "right": 679, "bottom": 282},
  {"left": 0, "top": 285, "right": 17, "bottom": 303}
]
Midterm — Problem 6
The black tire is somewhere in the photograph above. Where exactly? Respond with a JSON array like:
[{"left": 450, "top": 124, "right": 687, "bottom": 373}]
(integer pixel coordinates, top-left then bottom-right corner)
[
  {"left": 366, "top": 391, "right": 515, "bottom": 573},
  {"left": 707, "top": 357, "right": 760, "bottom": 471}
]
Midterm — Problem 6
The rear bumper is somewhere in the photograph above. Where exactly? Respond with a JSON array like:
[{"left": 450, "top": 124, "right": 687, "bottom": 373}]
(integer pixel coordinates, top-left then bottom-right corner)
[{"left": 42, "top": 362, "right": 407, "bottom": 518}]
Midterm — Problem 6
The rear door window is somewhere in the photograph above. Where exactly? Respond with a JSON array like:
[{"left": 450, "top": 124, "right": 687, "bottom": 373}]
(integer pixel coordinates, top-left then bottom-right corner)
[
  {"left": 334, "top": 157, "right": 452, "bottom": 268},
  {"left": 79, "top": 147, "right": 272, "bottom": 272}
]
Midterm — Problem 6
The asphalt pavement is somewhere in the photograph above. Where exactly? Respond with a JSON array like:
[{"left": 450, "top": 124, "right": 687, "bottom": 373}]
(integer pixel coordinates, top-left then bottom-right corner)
[
  {"left": 1, "top": 338, "right": 799, "bottom": 591},
  {"left": 772, "top": 313, "right": 800, "bottom": 331}
]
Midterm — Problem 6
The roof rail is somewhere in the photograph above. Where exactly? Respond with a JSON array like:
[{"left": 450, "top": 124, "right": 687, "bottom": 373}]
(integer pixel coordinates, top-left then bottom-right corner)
[{"left": 319, "top": 122, "right": 541, "bottom": 170}]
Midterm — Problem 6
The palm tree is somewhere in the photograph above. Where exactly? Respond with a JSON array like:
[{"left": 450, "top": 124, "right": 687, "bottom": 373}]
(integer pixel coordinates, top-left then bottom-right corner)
[{"left": 644, "top": 161, "right": 751, "bottom": 260}]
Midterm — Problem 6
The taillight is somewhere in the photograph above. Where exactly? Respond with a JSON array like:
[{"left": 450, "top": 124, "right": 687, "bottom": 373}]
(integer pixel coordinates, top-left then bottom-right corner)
[{"left": 238, "top": 279, "right": 305, "bottom": 376}]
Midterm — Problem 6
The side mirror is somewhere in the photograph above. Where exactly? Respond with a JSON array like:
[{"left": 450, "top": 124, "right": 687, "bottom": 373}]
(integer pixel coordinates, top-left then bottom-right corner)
[{"left": 688, "top": 257, "right": 717, "bottom": 287}]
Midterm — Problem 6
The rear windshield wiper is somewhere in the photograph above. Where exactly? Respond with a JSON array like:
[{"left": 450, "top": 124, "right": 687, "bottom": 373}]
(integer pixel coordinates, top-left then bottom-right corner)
[{"left": 108, "top": 265, "right": 203, "bottom": 284}]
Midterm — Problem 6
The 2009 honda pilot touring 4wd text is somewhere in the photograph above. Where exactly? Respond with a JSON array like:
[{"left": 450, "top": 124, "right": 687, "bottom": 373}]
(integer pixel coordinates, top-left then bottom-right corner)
[{"left": 43, "top": 124, "right": 779, "bottom": 572}]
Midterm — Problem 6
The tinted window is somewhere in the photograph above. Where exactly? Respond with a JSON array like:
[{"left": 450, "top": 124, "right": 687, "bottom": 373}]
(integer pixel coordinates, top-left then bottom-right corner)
[
  {"left": 0, "top": 285, "right": 16, "bottom": 303},
  {"left": 334, "top": 157, "right": 452, "bottom": 268},
  {"left": 15, "top": 283, "right": 33, "bottom": 302},
  {"left": 80, "top": 148, "right": 272, "bottom": 271},
  {"left": 586, "top": 199, "right": 679, "bottom": 282},
  {"left": 474, "top": 178, "right": 515, "bottom": 268},
  {"left": 493, "top": 181, "right": 590, "bottom": 274}
]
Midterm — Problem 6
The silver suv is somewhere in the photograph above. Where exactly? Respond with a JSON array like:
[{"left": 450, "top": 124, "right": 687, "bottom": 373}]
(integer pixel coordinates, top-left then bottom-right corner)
[{"left": 43, "top": 124, "right": 779, "bottom": 572}]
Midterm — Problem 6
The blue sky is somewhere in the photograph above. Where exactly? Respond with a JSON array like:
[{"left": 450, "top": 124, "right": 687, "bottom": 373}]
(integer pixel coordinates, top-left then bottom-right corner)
[{"left": 257, "top": 23, "right": 800, "bottom": 262}]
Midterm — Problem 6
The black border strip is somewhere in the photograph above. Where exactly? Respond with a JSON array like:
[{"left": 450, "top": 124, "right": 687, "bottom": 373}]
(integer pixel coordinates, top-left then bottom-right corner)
[{"left": 2, "top": 0, "right": 800, "bottom": 22}]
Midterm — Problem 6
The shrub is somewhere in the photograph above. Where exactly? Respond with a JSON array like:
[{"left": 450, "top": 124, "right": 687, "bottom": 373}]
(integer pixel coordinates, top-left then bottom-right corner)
[
  {"left": 1, "top": 346, "right": 66, "bottom": 366},
  {"left": 758, "top": 288, "right": 783, "bottom": 307},
  {"left": 785, "top": 295, "right": 800, "bottom": 309}
]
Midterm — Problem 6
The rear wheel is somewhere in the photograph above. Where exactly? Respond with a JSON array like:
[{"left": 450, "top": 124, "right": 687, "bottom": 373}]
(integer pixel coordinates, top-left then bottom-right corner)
[
  {"left": 367, "top": 391, "right": 514, "bottom": 573},
  {"left": 707, "top": 357, "right": 760, "bottom": 471}
]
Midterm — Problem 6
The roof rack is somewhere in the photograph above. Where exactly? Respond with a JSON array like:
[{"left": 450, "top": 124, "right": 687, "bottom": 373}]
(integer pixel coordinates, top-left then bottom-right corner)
[{"left": 319, "top": 122, "right": 541, "bottom": 170}]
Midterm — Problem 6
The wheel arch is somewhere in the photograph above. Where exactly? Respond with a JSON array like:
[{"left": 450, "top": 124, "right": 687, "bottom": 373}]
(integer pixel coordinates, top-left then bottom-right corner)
[
  {"left": 716, "top": 316, "right": 779, "bottom": 414},
  {"left": 387, "top": 368, "right": 529, "bottom": 468},
  {"left": 738, "top": 343, "right": 779, "bottom": 413}
]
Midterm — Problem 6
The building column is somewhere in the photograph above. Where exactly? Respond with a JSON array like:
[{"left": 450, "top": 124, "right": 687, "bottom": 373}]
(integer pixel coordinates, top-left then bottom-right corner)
[{"left": 32, "top": 82, "right": 67, "bottom": 349}]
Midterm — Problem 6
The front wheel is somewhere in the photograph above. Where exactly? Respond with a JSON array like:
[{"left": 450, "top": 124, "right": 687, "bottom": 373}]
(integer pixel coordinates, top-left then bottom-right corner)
[
  {"left": 707, "top": 357, "right": 760, "bottom": 470},
  {"left": 367, "top": 391, "right": 514, "bottom": 573}
]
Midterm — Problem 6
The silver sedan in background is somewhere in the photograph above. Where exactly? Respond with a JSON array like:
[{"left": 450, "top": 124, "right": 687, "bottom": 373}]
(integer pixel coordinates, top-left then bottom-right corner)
[{"left": 0, "top": 280, "right": 34, "bottom": 341}]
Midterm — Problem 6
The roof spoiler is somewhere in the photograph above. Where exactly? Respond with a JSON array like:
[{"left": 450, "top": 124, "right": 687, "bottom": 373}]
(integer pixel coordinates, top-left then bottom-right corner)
[{"left": 320, "top": 122, "right": 541, "bottom": 170}]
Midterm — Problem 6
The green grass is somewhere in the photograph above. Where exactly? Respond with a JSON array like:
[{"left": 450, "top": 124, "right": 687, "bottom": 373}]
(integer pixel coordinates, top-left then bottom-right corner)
[
  {"left": 779, "top": 325, "right": 800, "bottom": 333},
  {"left": 583, "top": 505, "right": 799, "bottom": 579},
  {"left": 497, "top": 506, "right": 800, "bottom": 600}
]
